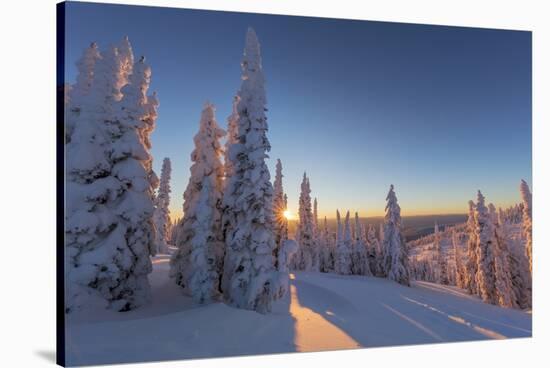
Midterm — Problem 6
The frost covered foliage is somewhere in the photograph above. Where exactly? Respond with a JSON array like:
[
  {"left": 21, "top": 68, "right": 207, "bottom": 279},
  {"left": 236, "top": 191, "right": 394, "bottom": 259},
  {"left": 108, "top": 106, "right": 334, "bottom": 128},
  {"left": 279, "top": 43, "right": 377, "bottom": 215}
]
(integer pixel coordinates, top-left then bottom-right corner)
[
  {"left": 351, "top": 213, "right": 370, "bottom": 276},
  {"left": 272, "top": 159, "right": 288, "bottom": 268},
  {"left": 473, "top": 191, "right": 497, "bottom": 304},
  {"left": 335, "top": 211, "right": 353, "bottom": 275},
  {"left": 221, "top": 95, "right": 241, "bottom": 241},
  {"left": 366, "top": 224, "right": 383, "bottom": 276},
  {"left": 464, "top": 200, "right": 479, "bottom": 295},
  {"left": 488, "top": 204, "right": 518, "bottom": 308},
  {"left": 319, "top": 217, "right": 335, "bottom": 273},
  {"left": 170, "top": 104, "right": 225, "bottom": 304},
  {"left": 153, "top": 157, "right": 172, "bottom": 254},
  {"left": 295, "top": 173, "right": 316, "bottom": 271},
  {"left": 382, "top": 185, "right": 410, "bottom": 286},
  {"left": 66, "top": 42, "right": 101, "bottom": 143},
  {"left": 519, "top": 180, "right": 532, "bottom": 275},
  {"left": 66, "top": 40, "right": 159, "bottom": 313},
  {"left": 451, "top": 230, "right": 466, "bottom": 289},
  {"left": 434, "top": 222, "right": 448, "bottom": 285},
  {"left": 221, "top": 28, "right": 284, "bottom": 313}
]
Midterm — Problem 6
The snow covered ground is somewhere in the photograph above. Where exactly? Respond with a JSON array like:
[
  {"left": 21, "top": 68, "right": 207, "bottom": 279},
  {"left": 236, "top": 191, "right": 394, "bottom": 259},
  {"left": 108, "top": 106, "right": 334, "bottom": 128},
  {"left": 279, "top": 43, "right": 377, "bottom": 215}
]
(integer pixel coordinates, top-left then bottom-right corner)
[{"left": 66, "top": 255, "right": 532, "bottom": 367}]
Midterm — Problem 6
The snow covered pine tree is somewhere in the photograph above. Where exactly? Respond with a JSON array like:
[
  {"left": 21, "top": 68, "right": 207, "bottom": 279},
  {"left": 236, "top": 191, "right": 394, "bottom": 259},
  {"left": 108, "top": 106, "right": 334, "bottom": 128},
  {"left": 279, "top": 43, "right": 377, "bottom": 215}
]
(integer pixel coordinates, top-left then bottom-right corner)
[
  {"left": 474, "top": 191, "right": 497, "bottom": 304},
  {"left": 296, "top": 173, "right": 316, "bottom": 271},
  {"left": 66, "top": 39, "right": 159, "bottom": 312},
  {"left": 221, "top": 28, "right": 285, "bottom": 313},
  {"left": 170, "top": 103, "right": 225, "bottom": 304},
  {"left": 153, "top": 157, "right": 172, "bottom": 254},
  {"left": 382, "top": 185, "right": 410, "bottom": 286},
  {"left": 273, "top": 159, "right": 288, "bottom": 269},
  {"left": 519, "top": 180, "right": 532, "bottom": 275}
]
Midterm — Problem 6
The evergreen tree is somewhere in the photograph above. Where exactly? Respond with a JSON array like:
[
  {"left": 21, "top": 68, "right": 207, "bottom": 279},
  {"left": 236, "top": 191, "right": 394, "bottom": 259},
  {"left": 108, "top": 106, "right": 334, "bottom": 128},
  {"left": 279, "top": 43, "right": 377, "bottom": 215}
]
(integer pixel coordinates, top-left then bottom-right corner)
[
  {"left": 296, "top": 173, "right": 315, "bottom": 271},
  {"left": 272, "top": 159, "right": 287, "bottom": 268},
  {"left": 312, "top": 197, "right": 320, "bottom": 270},
  {"left": 464, "top": 200, "right": 479, "bottom": 295},
  {"left": 66, "top": 42, "right": 101, "bottom": 143},
  {"left": 490, "top": 204, "right": 518, "bottom": 308},
  {"left": 153, "top": 157, "right": 172, "bottom": 254},
  {"left": 434, "top": 222, "right": 448, "bottom": 284},
  {"left": 352, "top": 212, "right": 370, "bottom": 275},
  {"left": 499, "top": 211, "right": 531, "bottom": 309},
  {"left": 451, "top": 230, "right": 465, "bottom": 289},
  {"left": 474, "top": 191, "right": 497, "bottom": 304},
  {"left": 219, "top": 94, "right": 241, "bottom": 294},
  {"left": 221, "top": 28, "right": 284, "bottom": 313},
  {"left": 170, "top": 103, "right": 225, "bottom": 304},
  {"left": 66, "top": 44, "right": 158, "bottom": 312},
  {"left": 322, "top": 217, "right": 336, "bottom": 273},
  {"left": 366, "top": 224, "right": 381, "bottom": 276},
  {"left": 519, "top": 180, "right": 532, "bottom": 275},
  {"left": 382, "top": 185, "right": 410, "bottom": 286},
  {"left": 336, "top": 211, "right": 353, "bottom": 275}
]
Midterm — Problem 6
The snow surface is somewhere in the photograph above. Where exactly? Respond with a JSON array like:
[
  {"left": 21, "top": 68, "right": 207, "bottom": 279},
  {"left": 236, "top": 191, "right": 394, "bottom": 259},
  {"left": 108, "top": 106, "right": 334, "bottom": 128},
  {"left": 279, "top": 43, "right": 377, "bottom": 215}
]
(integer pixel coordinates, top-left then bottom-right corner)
[{"left": 66, "top": 256, "right": 531, "bottom": 367}]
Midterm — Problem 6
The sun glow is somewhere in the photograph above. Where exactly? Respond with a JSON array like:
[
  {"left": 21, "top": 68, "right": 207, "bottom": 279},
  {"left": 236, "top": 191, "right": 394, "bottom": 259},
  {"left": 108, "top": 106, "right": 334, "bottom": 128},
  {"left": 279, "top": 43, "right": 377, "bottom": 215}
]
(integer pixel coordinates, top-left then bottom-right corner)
[{"left": 283, "top": 210, "right": 294, "bottom": 220}]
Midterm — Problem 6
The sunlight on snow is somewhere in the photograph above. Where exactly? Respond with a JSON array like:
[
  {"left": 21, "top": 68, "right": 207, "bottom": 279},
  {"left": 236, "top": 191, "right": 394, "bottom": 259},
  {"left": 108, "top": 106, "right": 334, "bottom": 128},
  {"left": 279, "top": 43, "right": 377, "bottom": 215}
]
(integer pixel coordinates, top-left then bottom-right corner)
[{"left": 289, "top": 284, "right": 360, "bottom": 352}]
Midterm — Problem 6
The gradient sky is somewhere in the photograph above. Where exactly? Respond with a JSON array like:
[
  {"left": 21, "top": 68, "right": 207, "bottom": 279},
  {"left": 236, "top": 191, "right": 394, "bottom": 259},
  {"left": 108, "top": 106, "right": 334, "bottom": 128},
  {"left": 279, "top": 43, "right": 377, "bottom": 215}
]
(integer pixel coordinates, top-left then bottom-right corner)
[{"left": 64, "top": 2, "right": 532, "bottom": 219}]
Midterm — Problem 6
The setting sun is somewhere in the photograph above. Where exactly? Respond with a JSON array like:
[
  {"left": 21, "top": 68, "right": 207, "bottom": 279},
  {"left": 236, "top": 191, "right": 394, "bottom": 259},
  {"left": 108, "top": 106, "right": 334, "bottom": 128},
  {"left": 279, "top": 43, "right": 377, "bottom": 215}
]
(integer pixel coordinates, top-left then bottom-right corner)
[{"left": 283, "top": 210, "right": 294, "bottom": 220}]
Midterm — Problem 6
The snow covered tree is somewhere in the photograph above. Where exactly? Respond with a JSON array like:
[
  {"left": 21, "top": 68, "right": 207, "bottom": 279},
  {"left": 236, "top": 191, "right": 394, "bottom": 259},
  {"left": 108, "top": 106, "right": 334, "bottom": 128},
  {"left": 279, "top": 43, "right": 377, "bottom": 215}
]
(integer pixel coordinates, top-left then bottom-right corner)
[
  {"left": 451, "top": 230, "right": 465, "bottom": 289},
  {"left": 220, "top": 28, "right": 284, "bottom": 313},
  {"left": 520, "top": 180, "right": 532, "bottom": 275},
  {"left": 366, "top": 224, "right": 382, "bottom": 276},
  {"left": 170, "top": 103, "right": 225, "bottom": 304},
  {"left": 153, "top": 157, "right": 172, "bottom": 254},
  {"left": 117, "top": 36, "right": 134, "bottom": 87},
  {"left": 319, "top": 216, "right": 332, "bottom": 273},
  {"left": 66, "top": 42, "right": 101, "bottom": 143},
  {"left": 221, "top": 94, "right": 240, "bottom": 237},
  {"left": 66, "top": 43, "right": 158, "bottom": 313},
  {"left": 464, "top": 200, "right": 479, "bottom": 295},
  {"left": 296, "top": 173, "right": 316, "bottom": 271},
  {"left": 382, "top": 185, "right": 410, "bottom": 286},
  {"left": 351, "top": 213, "right": 370, "bottom": 275},
  {"left": 272, "top": 159, "right": 288, "bottom": 269},
  {"left": 474, "top": 191, "right": 497, "bottom": 304},
  {"left": 489, "top": 204, "right": 518, "bottom": 308},
  {"left": 499, "top": 211, "right": 531, "bottom": 309},
  {"left": 335, "top": 211, "right": 353, "bottom": 275},
  {"left": 434, "top": 222, "right": 448, "bottom": 284}
]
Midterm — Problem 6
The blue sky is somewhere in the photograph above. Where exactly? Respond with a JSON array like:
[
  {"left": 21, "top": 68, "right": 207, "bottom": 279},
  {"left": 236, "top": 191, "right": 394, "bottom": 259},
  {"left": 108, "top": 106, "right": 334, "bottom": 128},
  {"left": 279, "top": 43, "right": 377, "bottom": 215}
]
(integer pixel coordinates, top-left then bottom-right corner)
[{"left": 64, "top": 2, "right": 532, "bottom": 219}]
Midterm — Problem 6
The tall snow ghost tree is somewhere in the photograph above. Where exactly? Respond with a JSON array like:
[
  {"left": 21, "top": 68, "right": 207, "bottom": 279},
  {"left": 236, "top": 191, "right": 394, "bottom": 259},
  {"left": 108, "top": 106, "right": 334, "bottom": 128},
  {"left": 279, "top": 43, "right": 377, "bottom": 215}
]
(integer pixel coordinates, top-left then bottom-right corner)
[
  {"left": 153, "top": 157, "right": 172, "bottom": 254},
  {"left": 352, "top": 212, "right": 370, "bottom": 275},
  {"left": 451, "top": 230, "right": 465, "bottom": 289},
  {"left": 474, "top": 191, "right": 497, "bottom": 304},
  {"left": 221, "top": 28, "right": 284, "bottom": 313},
  {"left": 382, "top": 185, "right": 410, "bottom": 286},
  {"left": 434, "top": 222, "right": 448, "bottom": 284},
  {"left": 366, "top": 224, "right": 382, "bottom": 276},
  {"left": 336, "top": 211, "right": 353, "bottom": 275},
  {"left": 464, "top": 200, "right": 479, "bottom": 295},
  {"left": 519, "top": 180, "right": 532, "bottom": 275},
  {"left": 66, "top": 42, "right": 101, "bottom": 143},
  {"left": 66, "top": 42, "right": 159, "bottom": 312},
  {"left": 272, "top": 159, "right": 288, "bottom": 268},
  {"left": 221, "top": 94, "right": 241, "bottom": 238},
  {"left": 296, "top": 173, "right": 316, "bottom": 271},
  {"left": 170, "top": 103, "right": 225, "bottom": 304},
  {"left": 490, "top": 204, "right": 518, "bottom": 308}
]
